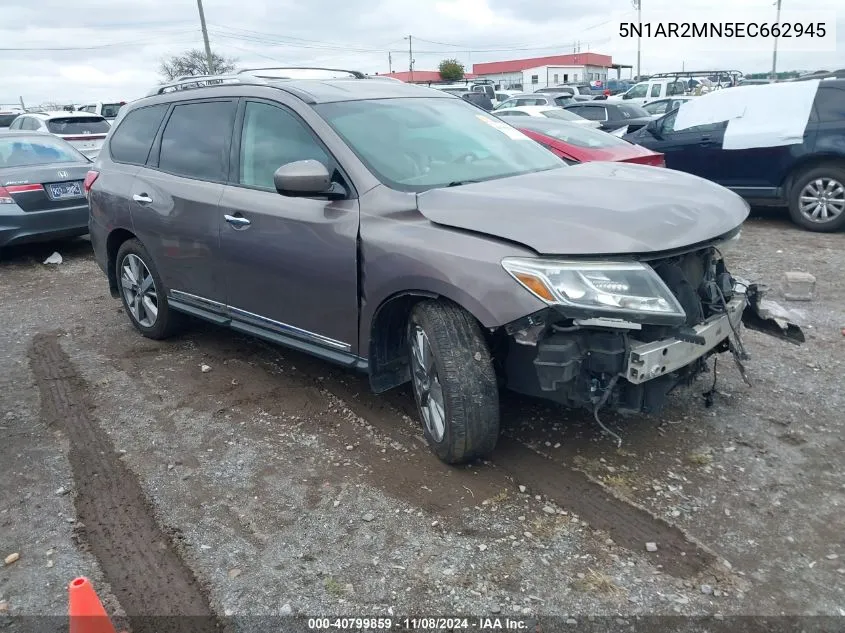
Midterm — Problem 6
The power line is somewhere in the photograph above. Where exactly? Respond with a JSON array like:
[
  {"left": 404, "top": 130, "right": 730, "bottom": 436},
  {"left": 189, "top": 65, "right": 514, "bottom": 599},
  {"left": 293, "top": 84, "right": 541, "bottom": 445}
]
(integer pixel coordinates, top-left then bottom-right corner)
[{"left": 0, "top": 29, "right": 199, "bottom": 51}]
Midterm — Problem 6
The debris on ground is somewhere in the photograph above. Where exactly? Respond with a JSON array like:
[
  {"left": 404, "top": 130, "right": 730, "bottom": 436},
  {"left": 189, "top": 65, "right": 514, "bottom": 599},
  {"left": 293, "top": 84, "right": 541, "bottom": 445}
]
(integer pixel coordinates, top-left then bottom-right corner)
[
  {"left": 645, "top": 542, "right": 658, "bottom": 552},
  {"left": 200, "top": 364, "right": 212, "bottom": 373},
  {"left": 4, "top": 552, "right": 20, "bottom": 565},
  {"left": 42, "top": 252, "right": 63, "bottom": 265},
  {"left": 781, "top": 271, "right": 816, "bottom": 301}
]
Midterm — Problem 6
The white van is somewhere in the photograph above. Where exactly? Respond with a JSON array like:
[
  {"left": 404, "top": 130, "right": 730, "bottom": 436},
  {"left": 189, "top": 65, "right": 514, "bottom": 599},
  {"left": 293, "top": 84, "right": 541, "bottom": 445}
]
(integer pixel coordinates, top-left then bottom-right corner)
[
  {"left": 77, "top": 101, "right": 126, "bottom": 121},
  {"left": 607, "top": 79, "right": 688, "bottom": 106}
]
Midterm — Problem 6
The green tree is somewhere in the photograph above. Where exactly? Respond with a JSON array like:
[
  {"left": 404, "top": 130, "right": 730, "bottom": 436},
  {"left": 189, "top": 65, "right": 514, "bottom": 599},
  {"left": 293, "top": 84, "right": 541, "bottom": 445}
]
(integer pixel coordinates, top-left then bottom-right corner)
[
  {"left": 438, "top": 58, "right": 465, "bottom": 82},
  {"left": 159, "top": 49, "right": 238, "bottom": 81}
]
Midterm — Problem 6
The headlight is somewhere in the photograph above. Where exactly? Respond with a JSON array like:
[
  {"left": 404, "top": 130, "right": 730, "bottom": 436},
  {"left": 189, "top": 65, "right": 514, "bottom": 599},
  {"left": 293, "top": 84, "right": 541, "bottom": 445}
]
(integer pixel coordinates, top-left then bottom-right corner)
[{"left": 502, "top": 258, "right": 686, "bottom": 320}]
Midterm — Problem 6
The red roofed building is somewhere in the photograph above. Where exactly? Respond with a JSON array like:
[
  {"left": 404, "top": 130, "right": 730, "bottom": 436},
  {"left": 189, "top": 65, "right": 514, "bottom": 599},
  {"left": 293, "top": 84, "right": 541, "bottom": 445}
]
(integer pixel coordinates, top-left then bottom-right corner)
[
  {"left": 377, "top": 70, "right": 478, "bottom": 84},
  {"left": 472, "top": 53, "right": 613, "bottom": 90}
]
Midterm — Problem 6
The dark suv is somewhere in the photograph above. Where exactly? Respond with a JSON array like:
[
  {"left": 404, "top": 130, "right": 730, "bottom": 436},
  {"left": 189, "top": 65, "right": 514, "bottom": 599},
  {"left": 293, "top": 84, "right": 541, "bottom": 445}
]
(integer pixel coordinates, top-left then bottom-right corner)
[
  {"left": 625, "top": 79, "right": 845, "bottom": 232},
  {"left": 86, "top": 68, "right": 800, "bottom": 464}
]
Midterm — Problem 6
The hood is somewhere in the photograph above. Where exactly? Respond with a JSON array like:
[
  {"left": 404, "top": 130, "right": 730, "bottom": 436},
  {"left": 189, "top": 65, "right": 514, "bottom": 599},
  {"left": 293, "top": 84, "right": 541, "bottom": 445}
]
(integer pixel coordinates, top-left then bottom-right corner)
[{"left": 416, "top": 161, "right": 748, "bottom": 255}]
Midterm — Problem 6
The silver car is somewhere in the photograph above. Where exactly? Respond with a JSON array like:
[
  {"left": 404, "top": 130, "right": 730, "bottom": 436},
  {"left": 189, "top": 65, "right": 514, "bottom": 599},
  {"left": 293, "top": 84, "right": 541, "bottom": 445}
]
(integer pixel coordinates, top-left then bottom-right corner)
[{"left": 6, "top": 111, "right": 110, "bottom": 159}]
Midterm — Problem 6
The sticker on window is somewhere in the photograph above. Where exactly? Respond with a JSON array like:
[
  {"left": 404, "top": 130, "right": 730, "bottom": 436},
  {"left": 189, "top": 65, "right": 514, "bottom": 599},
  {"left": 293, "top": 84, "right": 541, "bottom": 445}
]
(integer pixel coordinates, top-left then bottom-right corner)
[{"left": 475, "top": 114, "right": 530, "bottom": 140}]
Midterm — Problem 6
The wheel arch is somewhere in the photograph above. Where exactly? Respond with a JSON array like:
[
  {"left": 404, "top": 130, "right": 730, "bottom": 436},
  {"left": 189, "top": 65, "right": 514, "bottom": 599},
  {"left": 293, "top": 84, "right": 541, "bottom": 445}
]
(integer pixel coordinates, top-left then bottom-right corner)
[
  {"left": 366, "top": 289, "right": 497, "bottom": 394},
  {"left": 782, "top": 154, "right": 845, "bottom": 194},
  {"left": 106, "top": 227, "right": 137, "bottom": 297}
]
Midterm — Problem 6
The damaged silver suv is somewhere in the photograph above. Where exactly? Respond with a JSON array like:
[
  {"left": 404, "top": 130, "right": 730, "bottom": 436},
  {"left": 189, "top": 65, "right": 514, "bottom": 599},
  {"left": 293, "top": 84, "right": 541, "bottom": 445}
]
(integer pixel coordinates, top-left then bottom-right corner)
[{"left": 86, "top": 68, "right": 802, "bottom": 464}]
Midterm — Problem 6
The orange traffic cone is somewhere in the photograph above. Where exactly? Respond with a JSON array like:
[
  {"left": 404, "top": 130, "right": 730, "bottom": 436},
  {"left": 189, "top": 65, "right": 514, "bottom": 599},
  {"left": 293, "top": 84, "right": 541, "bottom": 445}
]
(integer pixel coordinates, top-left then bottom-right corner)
[{"left": 68, "top": 577, "right": 117, "bottom": 633}]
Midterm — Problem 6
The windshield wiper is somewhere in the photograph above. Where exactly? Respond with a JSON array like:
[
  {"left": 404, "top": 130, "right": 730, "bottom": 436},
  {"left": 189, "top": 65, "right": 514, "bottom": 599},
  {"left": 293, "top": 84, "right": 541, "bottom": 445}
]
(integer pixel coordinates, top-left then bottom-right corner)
[{"left": 447, "top": 179, "right": 481, "bottom": 187}]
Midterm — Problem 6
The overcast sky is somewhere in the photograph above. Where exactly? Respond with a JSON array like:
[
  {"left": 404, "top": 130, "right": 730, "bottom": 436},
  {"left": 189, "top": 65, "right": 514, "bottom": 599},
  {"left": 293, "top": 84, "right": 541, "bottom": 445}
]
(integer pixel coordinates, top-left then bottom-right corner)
[{"left": 1, "top": 0, "right": 842, "bottom": 106}]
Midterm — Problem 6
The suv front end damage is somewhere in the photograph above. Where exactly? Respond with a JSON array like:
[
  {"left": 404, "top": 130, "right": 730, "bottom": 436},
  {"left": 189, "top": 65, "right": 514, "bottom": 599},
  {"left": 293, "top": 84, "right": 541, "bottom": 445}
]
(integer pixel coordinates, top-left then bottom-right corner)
[{"left": 499, "top": 243, "right": 803, "bottom": 418}]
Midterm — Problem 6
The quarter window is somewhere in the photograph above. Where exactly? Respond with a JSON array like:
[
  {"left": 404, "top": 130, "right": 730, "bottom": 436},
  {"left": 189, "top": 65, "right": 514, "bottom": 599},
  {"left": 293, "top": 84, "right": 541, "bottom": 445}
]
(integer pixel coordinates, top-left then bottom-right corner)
[
  {"left": 109, "top": 104, "right": 168, "bottom": 165},
  {"left": 158, "top": 101, "right": 236, "bottom": 181},
  {"left": 239, "top": 101, "right": 331, "bottom": 189}
]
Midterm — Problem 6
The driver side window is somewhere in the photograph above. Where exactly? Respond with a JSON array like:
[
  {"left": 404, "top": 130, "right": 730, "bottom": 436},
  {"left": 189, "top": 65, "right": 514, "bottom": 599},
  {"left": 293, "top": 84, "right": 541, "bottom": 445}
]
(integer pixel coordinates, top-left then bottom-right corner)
[
  {"left": 660, "top": 110, "right": 724, "bottom": 136},
  {"left": 239, "top": 101, "right": 331, "bottom": 190}
]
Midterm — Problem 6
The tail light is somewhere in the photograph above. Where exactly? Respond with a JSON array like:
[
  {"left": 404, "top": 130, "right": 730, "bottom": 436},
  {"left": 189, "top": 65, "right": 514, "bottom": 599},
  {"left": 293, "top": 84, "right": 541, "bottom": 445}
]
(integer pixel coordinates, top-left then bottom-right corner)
[
  {"left": 83, "top": 170, "right": 100, "bottom": 198},
  {"left": 1, "top": 184, "right": 43, "bottom": 203}
]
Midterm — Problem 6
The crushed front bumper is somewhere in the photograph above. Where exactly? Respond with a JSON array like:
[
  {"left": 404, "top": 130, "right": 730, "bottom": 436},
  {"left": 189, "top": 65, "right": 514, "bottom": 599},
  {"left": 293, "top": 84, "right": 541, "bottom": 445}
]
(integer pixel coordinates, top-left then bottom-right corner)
[{"left": 627, "top": 292, "right": 745, "bottom": 385}]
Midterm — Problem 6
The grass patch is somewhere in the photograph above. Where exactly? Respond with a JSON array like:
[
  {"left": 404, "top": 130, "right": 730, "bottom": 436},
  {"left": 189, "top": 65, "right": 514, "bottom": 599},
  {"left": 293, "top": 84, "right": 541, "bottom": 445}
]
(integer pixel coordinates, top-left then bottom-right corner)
[
  {"left": 687, "top": 451, "right": 713, "bottom": 466},
  {"left": 569, "top": 568, "right": 622, "bottom": 595},
  {"left": 324, "top": 577, "right": 345, "bottom": 596}
]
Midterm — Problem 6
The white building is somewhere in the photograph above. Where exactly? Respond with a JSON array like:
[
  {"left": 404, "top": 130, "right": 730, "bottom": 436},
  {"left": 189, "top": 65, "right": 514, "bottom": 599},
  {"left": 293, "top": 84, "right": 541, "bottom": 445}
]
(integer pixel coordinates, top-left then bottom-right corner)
[{"left": 472, "top": 53, "right": 614, "bottom": 91}]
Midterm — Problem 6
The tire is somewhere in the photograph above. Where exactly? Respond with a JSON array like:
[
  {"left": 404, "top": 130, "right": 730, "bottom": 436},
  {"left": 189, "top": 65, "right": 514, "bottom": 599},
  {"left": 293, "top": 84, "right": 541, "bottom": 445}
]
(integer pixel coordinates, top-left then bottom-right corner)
[
  {"left": 407, "top": 300, "right": 500, "bottom": 464},
  {"left": 115, "top": 239, "right": 182, "bottom": 340},
  {"left": 787, "top": 164, "right": 845, "bottom": 232}
]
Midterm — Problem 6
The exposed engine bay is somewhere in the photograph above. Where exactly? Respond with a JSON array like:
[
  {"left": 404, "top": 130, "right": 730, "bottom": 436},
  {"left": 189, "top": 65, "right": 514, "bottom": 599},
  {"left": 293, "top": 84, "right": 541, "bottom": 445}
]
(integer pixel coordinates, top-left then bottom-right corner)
[{"left": 500, "top": 245, "right": 803, "bottom": 420}]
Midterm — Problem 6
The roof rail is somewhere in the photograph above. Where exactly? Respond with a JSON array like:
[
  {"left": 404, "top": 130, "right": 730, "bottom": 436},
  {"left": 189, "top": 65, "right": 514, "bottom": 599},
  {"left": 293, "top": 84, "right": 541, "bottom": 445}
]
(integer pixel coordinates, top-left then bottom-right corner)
[
  {"left": 787, "top": 69, "right": 845, "bottom": 81},
  {"left": 147, "top": 73, "right": 264, "bottom": 96},
  {"left": 236, "top": 66, "right": 366, "bottom": 79},
  {"left": 647, "top": 70, "right": 744, "bottom": 79}
]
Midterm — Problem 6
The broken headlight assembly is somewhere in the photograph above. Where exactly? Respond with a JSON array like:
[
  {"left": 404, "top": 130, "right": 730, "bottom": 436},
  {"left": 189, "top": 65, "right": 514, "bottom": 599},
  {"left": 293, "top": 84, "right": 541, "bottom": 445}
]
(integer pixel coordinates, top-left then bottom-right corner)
[{"left": 501, "top": 258, "right": 687, "bottom": 324}]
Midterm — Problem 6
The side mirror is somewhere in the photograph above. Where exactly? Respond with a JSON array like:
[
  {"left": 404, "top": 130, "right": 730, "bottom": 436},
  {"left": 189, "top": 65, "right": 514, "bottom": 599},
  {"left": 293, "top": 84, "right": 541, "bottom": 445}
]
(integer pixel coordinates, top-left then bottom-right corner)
[
  {"left": 645, "top": 119, "right": 662, "bottom": 138},
  {"left": 273, "top": 160, "right": 332, "bottom": 197}
]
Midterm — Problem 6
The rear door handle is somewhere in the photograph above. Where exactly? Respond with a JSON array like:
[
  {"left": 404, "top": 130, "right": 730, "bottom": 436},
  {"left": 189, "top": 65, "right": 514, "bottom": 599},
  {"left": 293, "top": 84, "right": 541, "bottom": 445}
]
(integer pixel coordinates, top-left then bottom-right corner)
[
  {"left": 133, "top": 194, "right": 152, "bottom": 204},
  {"left": 224, "top": 214, "right": 251, "bottom": 227}
]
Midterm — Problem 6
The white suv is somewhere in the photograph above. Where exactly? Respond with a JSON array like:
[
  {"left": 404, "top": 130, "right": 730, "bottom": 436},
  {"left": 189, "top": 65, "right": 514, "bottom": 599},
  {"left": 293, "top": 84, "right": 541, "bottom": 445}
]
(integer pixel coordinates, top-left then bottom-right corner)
[{"left": 7, "top": 111, "right": 110, "bottom": 159}]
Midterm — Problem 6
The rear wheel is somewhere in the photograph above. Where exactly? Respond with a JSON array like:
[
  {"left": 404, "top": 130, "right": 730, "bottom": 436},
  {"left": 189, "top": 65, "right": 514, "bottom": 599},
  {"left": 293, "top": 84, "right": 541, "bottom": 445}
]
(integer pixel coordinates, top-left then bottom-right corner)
[
  {"left": 787, "top": 165, "right": 845, "bottom": 232},
  {"left": 407, "top": 300, "right": 500, "bottom": 464},
  {"left": 115, "top": 239, "right": 182, "bottom": 339}
]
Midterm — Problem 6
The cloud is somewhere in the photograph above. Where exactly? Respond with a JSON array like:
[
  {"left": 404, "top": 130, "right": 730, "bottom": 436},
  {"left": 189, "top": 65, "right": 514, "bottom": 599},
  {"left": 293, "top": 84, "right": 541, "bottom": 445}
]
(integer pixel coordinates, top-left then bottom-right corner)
[{"left": 0, "top": 0, "right": 842, "bottom": 107}]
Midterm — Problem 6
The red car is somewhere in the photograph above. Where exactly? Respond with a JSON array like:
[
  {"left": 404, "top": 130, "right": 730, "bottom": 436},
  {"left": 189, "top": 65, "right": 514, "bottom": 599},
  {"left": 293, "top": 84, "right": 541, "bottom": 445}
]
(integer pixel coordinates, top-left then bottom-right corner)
[{"left": 514, "top": 117, "right": 665, "bottom": 167}]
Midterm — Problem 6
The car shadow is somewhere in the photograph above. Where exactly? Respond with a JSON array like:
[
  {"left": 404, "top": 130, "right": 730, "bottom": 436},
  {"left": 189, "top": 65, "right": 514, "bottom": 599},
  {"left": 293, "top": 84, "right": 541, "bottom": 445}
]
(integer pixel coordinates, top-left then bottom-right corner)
[{"left": 0, "top": 236, "right": 93, "bottom": 266}]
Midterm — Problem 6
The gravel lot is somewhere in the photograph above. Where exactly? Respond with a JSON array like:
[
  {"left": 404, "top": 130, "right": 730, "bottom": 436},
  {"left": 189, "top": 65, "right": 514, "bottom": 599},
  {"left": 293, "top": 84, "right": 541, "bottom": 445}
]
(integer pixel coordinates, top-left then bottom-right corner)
[{"left": 1, "top": 210, "right": 844, "bottom": 628}]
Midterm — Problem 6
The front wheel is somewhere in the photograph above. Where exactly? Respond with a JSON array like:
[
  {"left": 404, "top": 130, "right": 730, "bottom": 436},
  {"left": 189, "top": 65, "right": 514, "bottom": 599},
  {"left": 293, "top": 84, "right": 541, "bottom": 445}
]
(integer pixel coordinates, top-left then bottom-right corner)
[
  {"left": 407, "top": 300, "right": 500, "bottom": 464},
  {"left": 787, "top": 165, "right": 845, "bottom": 232}
]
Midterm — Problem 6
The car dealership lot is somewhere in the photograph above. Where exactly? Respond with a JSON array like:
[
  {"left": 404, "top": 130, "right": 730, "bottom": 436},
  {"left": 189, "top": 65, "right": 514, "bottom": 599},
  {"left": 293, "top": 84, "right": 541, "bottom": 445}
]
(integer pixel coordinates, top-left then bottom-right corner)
[{"left": 1, "top": 214, "right": 843, "bottom": 621}]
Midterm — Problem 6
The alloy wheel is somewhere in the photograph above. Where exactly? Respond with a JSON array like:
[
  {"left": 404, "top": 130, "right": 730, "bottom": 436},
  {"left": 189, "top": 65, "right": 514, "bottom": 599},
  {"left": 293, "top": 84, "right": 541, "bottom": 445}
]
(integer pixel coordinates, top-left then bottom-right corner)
[
  {"left": 799, "top": 177, "right": 845, "bottom": 223},
  {"left": 410, "top": 325, "right": 446, "bottom": 442},
  {"left": 120, "top": 253, "right": 159, "bottom": 328}
]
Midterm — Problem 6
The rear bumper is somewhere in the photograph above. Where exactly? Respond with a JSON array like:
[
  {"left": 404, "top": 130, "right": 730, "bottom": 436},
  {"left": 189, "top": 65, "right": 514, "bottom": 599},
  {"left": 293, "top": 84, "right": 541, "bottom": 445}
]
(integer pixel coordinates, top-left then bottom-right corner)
[{"left": 0, "top": 204, "right": 89, "bottom": 248}]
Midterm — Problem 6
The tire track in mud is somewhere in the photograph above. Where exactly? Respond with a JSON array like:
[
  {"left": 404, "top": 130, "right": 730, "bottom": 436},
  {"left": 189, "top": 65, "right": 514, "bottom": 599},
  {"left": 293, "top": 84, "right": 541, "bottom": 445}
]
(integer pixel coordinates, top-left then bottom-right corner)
[
  {"left": 28, "top": 333, "right": 220, "bottom": 633},
  {"left": 306, "top": 364, "right": 718, "bottom": 578}
]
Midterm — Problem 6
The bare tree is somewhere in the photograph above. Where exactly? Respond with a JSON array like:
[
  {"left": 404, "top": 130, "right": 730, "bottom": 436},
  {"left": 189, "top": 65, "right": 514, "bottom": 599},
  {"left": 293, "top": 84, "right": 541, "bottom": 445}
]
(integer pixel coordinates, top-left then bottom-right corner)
[{"left": 159, "top": 49, "right": 237, "bottom": 81}]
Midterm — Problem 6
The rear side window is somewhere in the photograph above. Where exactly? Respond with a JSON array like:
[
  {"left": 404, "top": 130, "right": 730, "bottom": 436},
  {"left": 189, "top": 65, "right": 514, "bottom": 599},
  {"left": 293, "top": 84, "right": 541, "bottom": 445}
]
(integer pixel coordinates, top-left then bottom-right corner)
[
  {"left": 0, "top": 114, "right": 17, "bottom": 127},
  {"left": 47, "top": 117, "right": 110, "bottom": 135},
  {"left": 650, "top": 84, "right": 662, "bottom": 97},
  {"left": 158, "top": 101, "right": 236, "bottom": 181},
  {"left": 109, "top": 104, "right": 168, "bottom": 165},
  {"left": 814, "top": 86, "right": 845, "bottom": 123}
]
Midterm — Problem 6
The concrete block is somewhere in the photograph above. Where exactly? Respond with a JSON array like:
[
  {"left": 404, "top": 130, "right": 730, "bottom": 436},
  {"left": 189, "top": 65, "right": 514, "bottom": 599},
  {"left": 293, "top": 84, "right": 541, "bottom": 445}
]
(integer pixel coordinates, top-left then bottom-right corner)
[{"left": 781, "top": 271, "right": 816, "bottom": 301}]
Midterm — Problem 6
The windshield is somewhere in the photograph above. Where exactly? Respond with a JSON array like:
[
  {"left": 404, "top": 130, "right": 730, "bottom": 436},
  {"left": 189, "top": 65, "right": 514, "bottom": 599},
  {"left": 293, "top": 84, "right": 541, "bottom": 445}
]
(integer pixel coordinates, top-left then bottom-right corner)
[
  {"left": 101, "top": 103, "right": 123, "bottom": 118},
  {"left": 540, "top": 109, "right": 585, "bottom": 121},
  {"left": 618, "top": 104, "right": 650, "bottom": 118},
  {"left": 46, "top": 117, "right": 110, "bottom": 135},
  {"left": 0, "top": 136, "right": 87, "bottom": 167},
  {"left": 315, "top": 97, "right": 564, "bottom": 192},
  {"left": 0, "top": 114, "right": 18, "bottom": 127},
  {"left": 520, "top": 122, "right": 629, "bottom": 148}
]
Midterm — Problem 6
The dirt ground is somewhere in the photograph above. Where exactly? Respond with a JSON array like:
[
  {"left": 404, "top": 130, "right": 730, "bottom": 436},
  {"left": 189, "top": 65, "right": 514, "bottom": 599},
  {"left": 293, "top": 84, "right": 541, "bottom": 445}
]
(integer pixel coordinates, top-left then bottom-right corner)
[{"left": 1, "top": 209, "right": 844, "bottom": 628}]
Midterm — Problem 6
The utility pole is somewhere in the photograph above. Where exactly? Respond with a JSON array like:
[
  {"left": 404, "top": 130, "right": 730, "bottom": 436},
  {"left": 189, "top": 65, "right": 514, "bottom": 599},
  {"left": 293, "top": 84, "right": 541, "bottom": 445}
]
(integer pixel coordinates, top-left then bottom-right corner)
[
  {"left": 388, "top": 51, "right": 393, "bottom": 73},
  {"left": 632, "top": 0, "right": 642, "bottom": 80},
  {"left": 196, "top": 0, "right": 214, "bottom": 75},
  {"left": 405, "top": 35, "right": 414, "bottom": 82},
  {"left": 771, "top": 0, "right": 782, "bottom": 80}
]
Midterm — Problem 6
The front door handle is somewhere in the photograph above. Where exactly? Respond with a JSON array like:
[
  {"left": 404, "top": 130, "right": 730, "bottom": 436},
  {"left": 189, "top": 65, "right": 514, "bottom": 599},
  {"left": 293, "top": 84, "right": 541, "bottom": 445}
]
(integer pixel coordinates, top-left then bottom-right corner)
[
  {"left": 133, "top": 194, "right": 152, "bottom": 204},
  {"left": 224, "top": 214, "right": 251, "bottom": 227}
]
